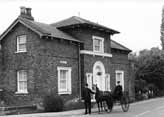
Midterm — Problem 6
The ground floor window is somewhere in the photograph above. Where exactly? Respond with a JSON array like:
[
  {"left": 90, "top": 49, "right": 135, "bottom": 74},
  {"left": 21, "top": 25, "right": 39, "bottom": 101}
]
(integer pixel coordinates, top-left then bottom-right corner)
[
  {"left": 16, "top": 70, "right": 28, "bottom": 94},
  {"left": 105, "top": 74, "right": 110, "bottom": 91},
  {"left": 115, "top": 70, "right": 124, "bottom": 91},
  {"left": 57, "top": 67, "right": 72, "bottom": 94}
]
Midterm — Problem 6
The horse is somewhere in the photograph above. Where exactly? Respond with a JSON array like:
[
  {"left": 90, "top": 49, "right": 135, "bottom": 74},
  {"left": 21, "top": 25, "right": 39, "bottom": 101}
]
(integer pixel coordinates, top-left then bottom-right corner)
[{"left": 93, "top": 84, "right": 113, "bottom": 113}]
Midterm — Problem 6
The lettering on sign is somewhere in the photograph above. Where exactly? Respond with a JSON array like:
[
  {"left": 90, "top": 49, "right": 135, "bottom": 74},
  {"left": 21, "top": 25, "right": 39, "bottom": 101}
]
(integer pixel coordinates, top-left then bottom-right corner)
[{"left": 60, "top": 61, "right": 67, "bottom": 64}]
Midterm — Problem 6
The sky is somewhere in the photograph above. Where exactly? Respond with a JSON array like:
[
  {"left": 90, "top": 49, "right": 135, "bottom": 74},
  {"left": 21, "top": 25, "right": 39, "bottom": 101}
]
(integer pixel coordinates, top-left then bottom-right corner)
[{"left": 0, "top": 0, "right": 164, "bottom": 52}]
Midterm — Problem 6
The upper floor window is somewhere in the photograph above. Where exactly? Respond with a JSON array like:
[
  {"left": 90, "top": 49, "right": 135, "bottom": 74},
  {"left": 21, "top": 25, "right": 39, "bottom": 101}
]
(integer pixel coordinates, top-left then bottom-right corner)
[
  {"left": 16, "top": 70, "right": 28, "bottom": 94},
  {"left": 57, "top": 67, "right": 72, "bottom": 94},
  {"left": 93, "top": 36, "right": 104, "bottom": 53},
  {"left": 17, "top": 35, "right": 27, "bottom": 52}
]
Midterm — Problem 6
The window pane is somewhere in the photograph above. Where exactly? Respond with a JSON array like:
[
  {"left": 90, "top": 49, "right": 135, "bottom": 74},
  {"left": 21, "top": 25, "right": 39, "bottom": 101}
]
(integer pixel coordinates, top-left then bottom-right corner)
[
  {"left": 19, "top": 71, "right": 27, "bottom": 81},
  {"left": 60, "top": 70, "right": 67, "bottom": 90},
  {"left": 117, "top": 73, "right": 122, "bottom": 81},
  {"left": 18, "top": 36, "right": 26, "bottom": 44},
  {"left": 94, "top": 38, "right": 102, "bottom": 52},
  {"left": 61, "top": 70, "right": 66, "bottom": 80},
  {"left": 23, "top": 82, "right": 27, "bottom": 91},
  {"left": 18, "top": 70, "right": 27, "bottom": 92},
  {"left": 19, "top": 44, "right": 26, "bottom": 52},
  {"left": 60, "top": 80, "right": 66, "bottom": 89},
  {"left": 19, "top": 82, "right": 23, "bottom": 90},
  {"left": 17, "top": 35, "right": 27, "bottom": 52}
]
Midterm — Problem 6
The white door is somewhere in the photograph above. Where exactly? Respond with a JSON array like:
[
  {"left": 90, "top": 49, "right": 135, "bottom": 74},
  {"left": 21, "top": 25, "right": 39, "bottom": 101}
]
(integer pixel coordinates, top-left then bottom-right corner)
[
  {"left": 93, "top": 61, "right": 106, "bottom": 91},
  {"left": 96, "top": 74, "right": 105, "bottom": 91}
]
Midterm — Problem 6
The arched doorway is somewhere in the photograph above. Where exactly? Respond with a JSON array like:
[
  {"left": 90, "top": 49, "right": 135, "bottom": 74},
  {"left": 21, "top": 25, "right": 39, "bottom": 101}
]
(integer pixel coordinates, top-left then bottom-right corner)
[{"left": 93, "top": 61, "right": 105, "bottom": 91}]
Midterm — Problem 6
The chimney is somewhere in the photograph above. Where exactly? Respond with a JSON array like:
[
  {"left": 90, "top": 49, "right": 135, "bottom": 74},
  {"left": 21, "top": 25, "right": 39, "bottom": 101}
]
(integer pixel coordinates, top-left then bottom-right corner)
[{"left": 19, "top": 6, "right": 34, "bottom": 20}]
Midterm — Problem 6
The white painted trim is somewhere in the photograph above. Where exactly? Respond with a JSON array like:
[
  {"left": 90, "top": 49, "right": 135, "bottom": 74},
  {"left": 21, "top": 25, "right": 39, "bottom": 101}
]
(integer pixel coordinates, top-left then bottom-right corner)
[
  {"left": 92, "top": 35, "right": 104, "bottom": 53},
  {"left": 57, "top": 67, "right": 72, "bottom": 95},
  {"left": 105, "top": 74, "right": 111, "bottom": 91},
  {"left": 17, "top": 70, "right": 28, "bottom": 94},
  {"left": 0, "top": 19, "right": 43, "bottom": 40},
  {"left": 16, "top": 35, "right": 27, "bottom": 53},
  {"left": 115, "top": 70, "right": 124, "bottom": 91},
  {"left": 80, "top": 50, "right": 112, "bottom": 57},
  {"left": 93, "top": 61, "right": 106, "bottom": 91}
]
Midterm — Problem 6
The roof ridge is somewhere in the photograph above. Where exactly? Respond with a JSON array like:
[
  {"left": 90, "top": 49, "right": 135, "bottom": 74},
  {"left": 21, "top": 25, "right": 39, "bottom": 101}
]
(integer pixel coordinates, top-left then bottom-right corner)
[
  {"left": 50, "top": 16, "right": 75, "bottom": 26},
  {"left": 72, "top": 16, "right": 87, "bottom": 23}
]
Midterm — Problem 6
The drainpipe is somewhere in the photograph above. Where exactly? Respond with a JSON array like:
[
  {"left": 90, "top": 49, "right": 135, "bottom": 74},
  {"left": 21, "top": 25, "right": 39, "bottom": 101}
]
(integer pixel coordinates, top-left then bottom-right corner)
[{"left": 78, "top": 43, "right": 81, "bottom": 99}]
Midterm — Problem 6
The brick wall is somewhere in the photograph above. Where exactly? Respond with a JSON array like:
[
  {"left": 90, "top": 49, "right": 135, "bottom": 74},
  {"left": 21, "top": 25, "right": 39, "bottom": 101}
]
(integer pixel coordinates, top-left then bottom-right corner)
[
  {"left": 65, "top": 27, "right": 132, "bottom": 96},
  {"left": 1, "top": 23, "right": 79, "bottom": 106},
  {"left": 111, "top": 50, "right": 134, "bottom": 98},
  {"left": 63, "top": 27, "right": 111, "bottom": 53}
]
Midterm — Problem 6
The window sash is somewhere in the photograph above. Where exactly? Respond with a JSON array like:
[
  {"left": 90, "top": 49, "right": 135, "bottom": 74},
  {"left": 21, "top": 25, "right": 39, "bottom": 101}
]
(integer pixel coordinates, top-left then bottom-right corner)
[
  {"left": 93, "top": 36, "right": 104, "bottom": 52},
  {"left": 17, "top": 70, "right": 28, "bottom": 93},
  {"left": 59, "top": 70, "right": 67, "bottom": 90},
  {"left": 57, "top": 67, "right": 72, "bottom": 94},
  {"left": 17, "top": 35, "right": 27, "bottom": 52},
  {"left": 115, "top": 70, "right": 124, "bottom": 91}
]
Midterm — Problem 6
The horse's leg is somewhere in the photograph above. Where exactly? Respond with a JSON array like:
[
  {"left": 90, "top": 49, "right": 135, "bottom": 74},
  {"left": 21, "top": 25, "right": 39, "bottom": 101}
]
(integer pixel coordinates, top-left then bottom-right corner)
[
  {"left": 100, "top": 101, "right": 103, "bottom": 111},
  {"left": 104, "top": 101, "right": 108, "bottom": 112},
  {"left": 97, "top": 102, "right": 100, "bottom": 113},
  {"left": 106, "top": 97, "right": 113, "bottom": 112}
]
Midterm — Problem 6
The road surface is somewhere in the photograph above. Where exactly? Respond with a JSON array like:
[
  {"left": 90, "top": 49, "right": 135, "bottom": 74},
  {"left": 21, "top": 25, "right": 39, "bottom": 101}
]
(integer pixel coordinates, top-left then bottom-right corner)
[{"left": 70, "top": 97, "right": 164, "bottom": 117}]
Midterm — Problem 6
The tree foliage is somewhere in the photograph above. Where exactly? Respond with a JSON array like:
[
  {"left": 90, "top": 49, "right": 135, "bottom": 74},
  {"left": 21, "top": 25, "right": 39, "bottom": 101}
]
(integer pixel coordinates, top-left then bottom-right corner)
[{"left": 129, "top": 47, "right": 164, "bottom": 90}]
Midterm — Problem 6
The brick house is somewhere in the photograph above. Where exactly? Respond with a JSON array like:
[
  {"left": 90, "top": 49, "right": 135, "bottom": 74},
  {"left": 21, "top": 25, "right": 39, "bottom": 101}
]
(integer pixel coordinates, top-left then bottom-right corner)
[{"left": 0, "top": 7, "right": 133, "bottom": 106}]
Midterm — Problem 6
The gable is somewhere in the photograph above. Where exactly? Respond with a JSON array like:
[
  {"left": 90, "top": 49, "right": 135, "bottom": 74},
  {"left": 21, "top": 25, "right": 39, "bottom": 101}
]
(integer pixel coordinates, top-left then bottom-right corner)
[
  {"left": 0, "top": 17, "right": 81, "bottom": 43},
  {"left": 0, "top": 18, "right": 43, "bottom": 41}
]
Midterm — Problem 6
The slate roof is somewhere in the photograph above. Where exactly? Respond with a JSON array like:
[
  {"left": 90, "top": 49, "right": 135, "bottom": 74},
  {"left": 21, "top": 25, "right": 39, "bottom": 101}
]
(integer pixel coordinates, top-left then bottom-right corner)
[
  {"left": 111, "top": 39, "right": 131, "bottom": 52},
  {"left": 0, "top": 16, "right": 130, "bottom": 52},
  {"left": 51, "top": 16, "right": 120, "bottom": 34},
  {"left": 19, "top": 17, "right": 81, "bottom": 42},
  {"left": 0, "top": 17, "right": 81, "bottom": 43}
]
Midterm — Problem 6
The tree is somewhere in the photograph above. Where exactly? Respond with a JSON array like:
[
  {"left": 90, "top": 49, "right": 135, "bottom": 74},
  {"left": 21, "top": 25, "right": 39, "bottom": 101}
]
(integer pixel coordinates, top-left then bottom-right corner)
[{"left": 129, "top": 47, "right": 164, "bottom": 92}]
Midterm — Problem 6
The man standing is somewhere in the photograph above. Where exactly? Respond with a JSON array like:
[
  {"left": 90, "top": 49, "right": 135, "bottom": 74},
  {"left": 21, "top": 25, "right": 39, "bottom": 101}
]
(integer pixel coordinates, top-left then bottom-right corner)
[
  {"left": 113, "top": 81, "right": 123, "bottom": 100},
  {"left": 82, "top": 83, "right": 94, "bottom": 114}
]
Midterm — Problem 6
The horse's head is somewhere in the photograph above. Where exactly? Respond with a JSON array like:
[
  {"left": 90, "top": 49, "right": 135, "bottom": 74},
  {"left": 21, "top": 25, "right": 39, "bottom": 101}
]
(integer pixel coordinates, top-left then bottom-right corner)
[
  {"left": 92, "top": 84, "right": 100, "bottom": 94},
  {"left": 92, "top": 84, "right": 96, "bottom": 91}
]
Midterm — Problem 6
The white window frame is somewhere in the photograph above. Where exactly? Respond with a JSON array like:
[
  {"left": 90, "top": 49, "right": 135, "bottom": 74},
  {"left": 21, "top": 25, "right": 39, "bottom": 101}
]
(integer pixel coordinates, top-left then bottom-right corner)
[
  {"left": 57, "top": 67, "right": 72, "bottom": 95},
  {"left": 16, "top": 70, "right": 28, "bottom": 94},
  {"left": 92, "top": 36, "right": 104, "bottom": 53},
  {"left": 17, "top": 35, "right": 27, "bottom": 53},
  {"left": 115, "top": 70, "right": 124, "bottom": 91},
  {"left": 105, "top": 74, "right": 111, "bottom": 91},
  {"left": 86, "top": 73, "right": 95, "bottom": 101}
]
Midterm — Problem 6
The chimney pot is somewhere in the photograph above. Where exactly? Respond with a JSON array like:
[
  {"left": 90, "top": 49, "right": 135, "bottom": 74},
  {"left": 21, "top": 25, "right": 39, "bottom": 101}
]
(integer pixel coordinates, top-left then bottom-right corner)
[
  {"left": 20, "top": 6, "right": 26, "bottom": 15},
  {"left": 19, "top": 6, "right": 34, "bottom": 21},
  {"left": 26, "top": 8, "right": 32, "bottom": 16}
]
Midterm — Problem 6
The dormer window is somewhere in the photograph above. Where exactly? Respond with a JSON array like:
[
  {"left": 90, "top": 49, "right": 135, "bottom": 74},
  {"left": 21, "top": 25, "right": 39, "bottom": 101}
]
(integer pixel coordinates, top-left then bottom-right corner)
[
  {"left": 93, "top": 36, "right": 104, "bottom": 53},
  {"left": 17, "top": 35, "right": 27, "bottom": 53}
]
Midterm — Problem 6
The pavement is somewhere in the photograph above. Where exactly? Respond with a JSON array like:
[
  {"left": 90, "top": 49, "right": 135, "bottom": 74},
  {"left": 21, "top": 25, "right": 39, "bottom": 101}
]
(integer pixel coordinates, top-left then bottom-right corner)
[{"left": 2, "top": 98, "right": 161, "bottom": 117}]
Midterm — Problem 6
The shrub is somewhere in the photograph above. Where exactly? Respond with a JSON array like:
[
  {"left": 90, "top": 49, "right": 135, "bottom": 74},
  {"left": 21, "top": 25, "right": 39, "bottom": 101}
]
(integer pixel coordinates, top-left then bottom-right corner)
[
  {"left": 43, "top": 94, "right": 63, "bottom": 112},
  {"left": 64, "top": 98, "right": 84, "bottom": 111}
]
